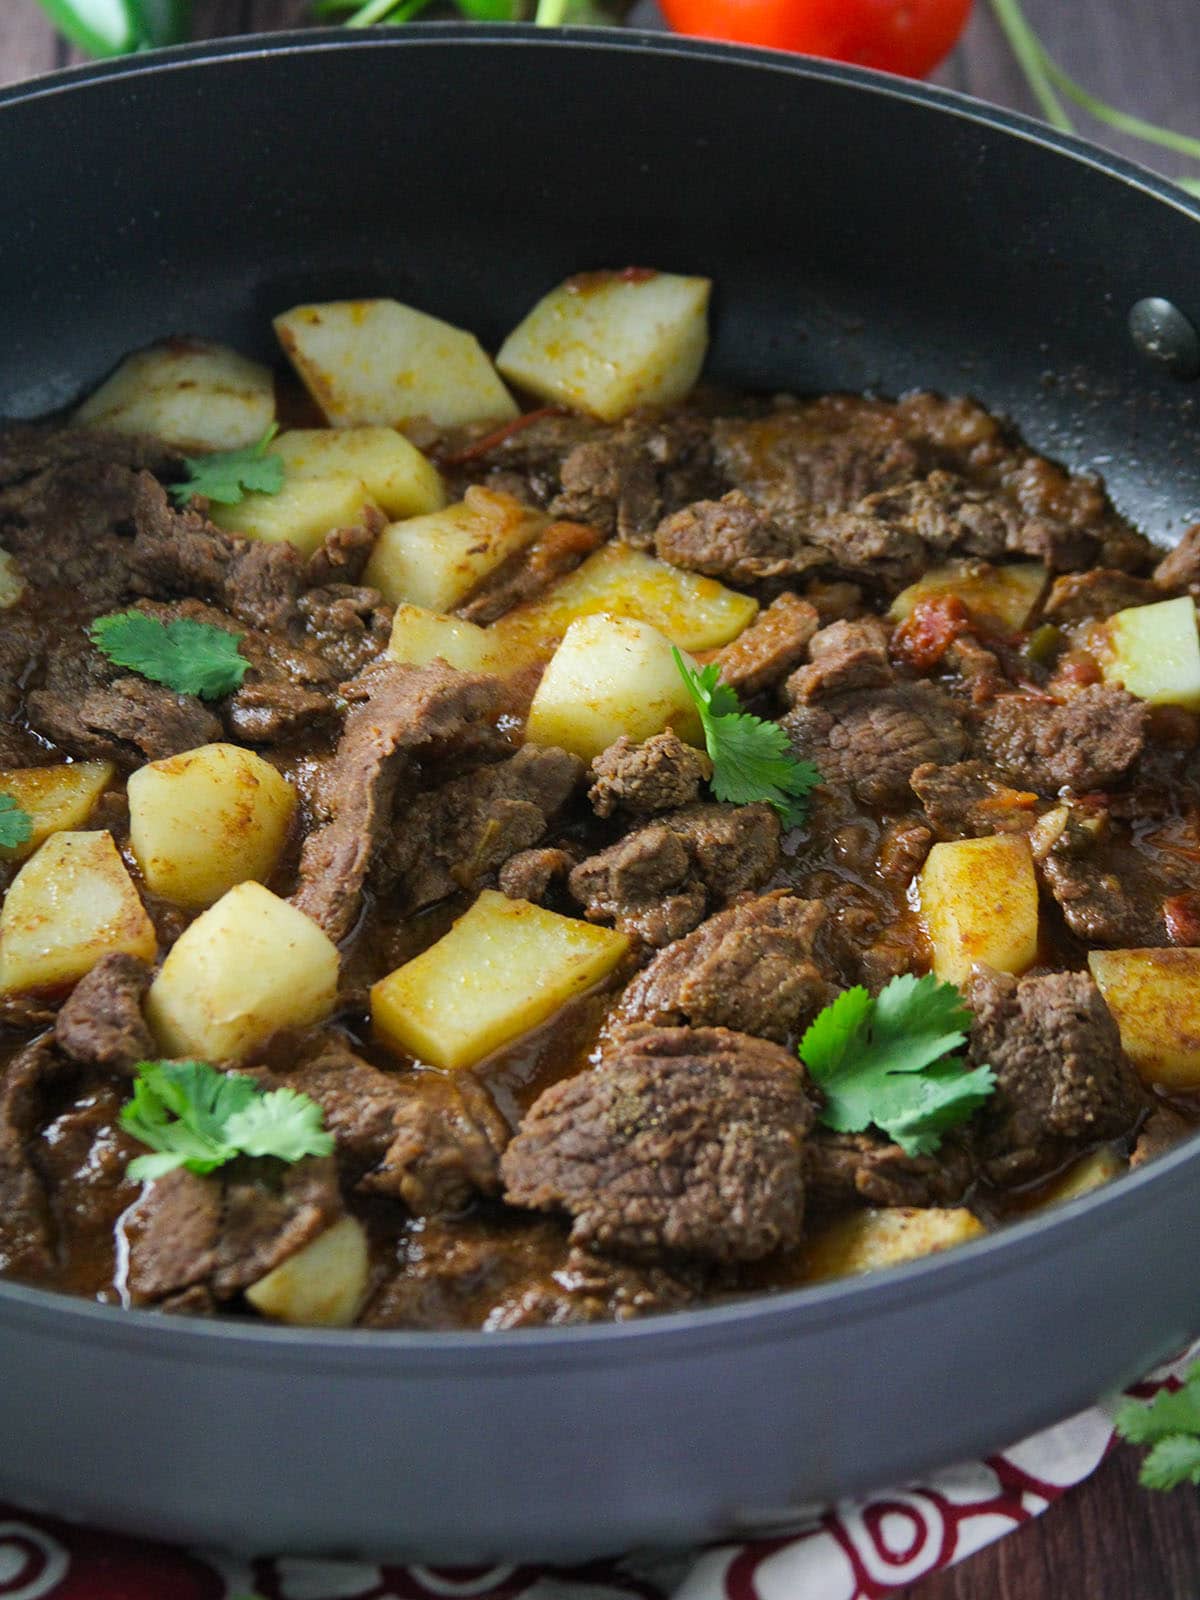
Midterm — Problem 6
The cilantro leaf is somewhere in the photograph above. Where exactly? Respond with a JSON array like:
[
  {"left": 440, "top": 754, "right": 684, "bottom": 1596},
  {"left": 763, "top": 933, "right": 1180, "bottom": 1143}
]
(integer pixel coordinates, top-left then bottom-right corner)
[
  {"left": 1115, "top": 1365, "right": 1200, "bottom": 1490},
  {"left": 800, "top": 972, "right": 995, "bottom": 1156},
  {"left": 90, "top": 610, "right": 248, "bottom": 699},
  {"left": 169, "top": 424, "right": 285, "bottom": 507},
  {"left": 0, "top": 794, "right": 33, "bottom": 851},
  {"left": 1138, "top": 1434, "right": 1200, "bottom": 1492},
  {"left": 673, "top": 648, "right": 822, "bottom": 828},
  {"left": 121, "top": 1060, "right": 333, "bottom": 1182}
]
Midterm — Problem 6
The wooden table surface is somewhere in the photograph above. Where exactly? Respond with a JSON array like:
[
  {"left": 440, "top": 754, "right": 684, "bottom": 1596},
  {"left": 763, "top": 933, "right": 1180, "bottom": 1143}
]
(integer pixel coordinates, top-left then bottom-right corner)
[{"left": 2, "top": 1, "right": 1200, "bottom": 1595}]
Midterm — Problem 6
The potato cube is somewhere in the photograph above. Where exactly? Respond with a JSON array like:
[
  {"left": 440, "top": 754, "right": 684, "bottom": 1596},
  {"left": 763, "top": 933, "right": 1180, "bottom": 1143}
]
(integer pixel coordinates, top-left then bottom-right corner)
[
  {"left": 0, "top": 761, "right": 114, "bottom": 862},
  {"left": 524, "top": 613, "right": 703, "bottom": 762},
  {"left": 918, "top": 834, "right": 1039, "bottom": 987},
  {"left": 210, "top": 475, "right": 378, "bottom": 558},
  {"left": 245, "top": 1215, "right": 369, "bottom": 1328},
  {"left": 275, "top": 299, "right": 518, "bottom": 431},
  {"left": 1088, "top": 948, "right": 1200, "bottom": 1089},
  {"left": 0, "top": 831, "right": 156, "bottom": 994},
  {"left": 364, "top": 487, "right": 544, "bottom": 612},
  {"left": 75, "top": 338, "right": 275, "bottom": 452},
  {"left": 889, "top": 560, "right": 1047, "bottom": 631},
  {"left": 270, "top": 427, "right": 445, "bottom": 519},
  {"left": 1102, "top": 595, "right": 1200, "bottom": 710},
  {"left": 146, "top": 882, "right": 339, "bottom": 1062},
  {"left": 492, "top": 540, "right": 757, "bottom": 667},
  {"left": 386, "top": 604, "right": 496, "bottom": 674},
  {"left": 372, "top": 889, "right": 628, "bottom": 1070},
  {"left": 0, "top": 548, "right": 25, "bottom": 609},
  {"left": 497, "top": 270, "right": 711, "bottom": 422},
  {"left": 1034, "top": 1146, "right": 1125, "bottom": 1209},
  {"left": 127, "top": 743, "right": 297, "bottom": 909},
  {"left": 804, "top": 1206, "right": 986, "bottom": 1283}
]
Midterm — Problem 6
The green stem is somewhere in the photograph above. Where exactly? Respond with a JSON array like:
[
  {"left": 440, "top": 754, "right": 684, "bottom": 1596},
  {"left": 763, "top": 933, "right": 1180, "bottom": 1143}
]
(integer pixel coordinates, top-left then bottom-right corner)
[
  {"left": 1042, "top": 59, "right": 1200, "bottom": 165},
  {"left": 533, "top": 0, "right": 569, "bottom": 23},
  {"left": 342, "top": 0, "right": 422, "bottom": 24},
  {"left": 986, "top": 0, "right": 1074, "bottom": 132}
]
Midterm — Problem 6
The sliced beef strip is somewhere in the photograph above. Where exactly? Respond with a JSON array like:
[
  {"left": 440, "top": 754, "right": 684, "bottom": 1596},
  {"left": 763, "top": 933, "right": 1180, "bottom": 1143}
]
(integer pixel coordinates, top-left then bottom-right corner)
[
  {"left": 1043, "top": 568, "right": 1162, "bottom": 621},
  {"left": 1130, "top": 1105, "right": 1193, "bottom": 1168},
  {"left": 805, "top": 1130, "right": 975, "bottom": 1210},
  {"left": 568, "top": 801, "right": 780, "bottom": 947},
  {"left": 498, "top": 846, "right": 577, "bottom": 904},
  {"left": 484, "top": 1244, "right": 714, "bottom": 1329},
  {"left": 502, "top": 1024, "right": 817, "bottom": 1264},
  {"left": 784, "top": 616, "right": 892, "bottom": 703},
  {"left": 456, "top": 519, "right": 604, "bottom": 625},
  {"left": 123, "top": 1154, "right": 343, "bottom": 1306},
  {"left": 0, "top": 1040, "right": 60, "bottom": 1277},
  {"left": 27, "top": 666, "right": 222, "bottom": 767},
  {"left": 292, "top": 660, "right": 507, "bottom": 942},
  {"left": 711, "top": 593, "right": 820, "bottom": 697},
  {"left": 966, "top": 967, "right": 1146, "bottom": 1186},
  {"left": 1000, "top": 454, "right": 1151, "bottom": 572},
  {"left": 0, "top": 611, "right": 46, "bottom": 737},
  {"left": 978, "top": 684, "right": 1147, "bottom": 794},
  {"left": 297, "top": 583, "right": 393, "bottom": 679},
  {"left": 587, "top": 731, "right": 711, "bottom": 818},
  {"left": 458, "top": 411, "right": 605, "bottom": 505},
  {"left": 362, "top": 1071, "right": 510, "bottom": 1215},
  {"left": 617, "top": 891, "right": 833, "bottom": 1043},
  {"left": 54, "top": 954, "right": 153, "bottom": 1073},
  {"left": 1036, "top": 805, "right": 1167, "bottom": 946},
  {"left": 1153, "top": 525, "right": 1200, "bottom": 591},
  {"left": 654, "top": 490, "right": 827, "bottom": 586},
  {"left": 304, "top": 516, "right": 381, "bottom": 588},
  {"left": 910, "top": 759, "right": 1040, "bottom": 839},
  {"left": 782, "top": 681, "right": 967, "bottom": 808},
  {"left": 0, "top": 424, "right": 179, "bottom": 489},
  {"left": 0, "top": 458, "right": 145, "bottom": 613},
  {"left": 386, "top": 744, "right": 583, "bottom": 913},
  {"left": 549, "top": 414, "right": 717, "bottom": 545}
]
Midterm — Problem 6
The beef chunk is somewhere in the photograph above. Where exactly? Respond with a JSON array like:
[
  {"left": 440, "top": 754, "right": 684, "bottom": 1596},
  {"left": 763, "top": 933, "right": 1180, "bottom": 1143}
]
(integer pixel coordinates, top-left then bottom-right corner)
[
  {"left": 0, "top": 459, "right": 144, "bottom": 612},
  {"left": 568, "top": 802, "right": 780, "bottom": 947},
  {"left": 502, "top": 1025, "right": 816, "bottom": 1264},
  {"left": 27, "top": 671, "right": 222, "bottom": 766},
  {"left": 461, "top": 411, "right": 604, "bottom": 504},
  {"left": 876, "top": 818, "right": 934, "bottom": 888},
  {"left": 618, "top": 891, "right": 833, "bottom": 1042},
  {"left": 1153, "top": 525, "right": 1200, "bottom": 592},
  {"left": 711, "top": 593, "right": 820, "bottom": 697},
  {"left": 587, "top": 732, "right": 711, "bottom": 818},
  {"left": 783, "top": 681, "right": 966, "bottom": 807},
  {"left": 362, "top": 1071, "right": 509, "bottom": 1215},
  {"left": 0, "top": 1041, "right": 59, "bottom": 1276},
  {"left": 292, "top": 660, "right": 506, "bottom": 941},
  {"left": 784, "top": 616, "right": 892, "bottom": 703},
  {"left": 274, "top": 1041, "right": 407, "bottom": 1179},
  {"left": 498, "top": 846, "right": 577, "bottom": 904},
  {"left": 0, "top": 423, "right": 178, "bottom": 488},
  {"left": 457, "top": 519, "right": 604, "bottom": 624},
  {"left": 979, "top": 685, "right": 1147, "bottom": 794},
  {"left": 124, "top": 1155, "right": 343, "bottom": 1306},
  {"left": 305, "top": 517, "right": 380, "bottom": 588},
  {"left": 484, "top": 1244, "right": 713, "bottom": 1329},
  {"left": 129, "top": 474, "right": 303, "bottom": 632},
  {"left": 1043, "top": 568, "right": 1161, "bottom": 621},
  {"left": 805, "top": 1130, "right": 974, "bottom": 1210},
  {"left": 910, "top": 759, "right": 1039, "bottom": 839},
  {"left": 298, "top": 583, "right": 392, "bottom": 678},
  {"left": 225, "top": 678, "right": 336, "bottom": 746},
  {"left": 388, "top": 744, "right": 583, "bottom": 912},
  {"left": 1037, "top": 805, "right": 1165, "bottom": 945},
  {"left": 967, "top": 967, "right": 1145, "bottom": 1185},
  {"left": 1001, "top": 454, "right": 1147, "bottom": 572},
  {"left": 550, "top": 415, "right": 716, "bottom": 544},
  {"left": 1130, "top": 1106, "right": 1193, "bottom": 1168},
  {"left": 654, "top": 490, "right": 826, "bottom": 586},
  {"left": 54, "top": 954, "right": 153, "bottom": 1073}
]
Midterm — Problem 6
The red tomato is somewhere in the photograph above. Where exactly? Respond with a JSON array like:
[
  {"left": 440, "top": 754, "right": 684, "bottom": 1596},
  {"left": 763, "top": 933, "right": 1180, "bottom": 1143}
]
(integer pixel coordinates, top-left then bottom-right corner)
[{"left": 658, "top": 0, "right": 973, "bottom": 80}]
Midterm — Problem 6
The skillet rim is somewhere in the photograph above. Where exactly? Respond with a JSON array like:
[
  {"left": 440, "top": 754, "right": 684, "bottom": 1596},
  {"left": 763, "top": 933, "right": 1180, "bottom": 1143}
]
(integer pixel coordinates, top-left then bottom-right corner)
[{"left": 1, "top": 23, "right": 1198, "bottom": 1364}]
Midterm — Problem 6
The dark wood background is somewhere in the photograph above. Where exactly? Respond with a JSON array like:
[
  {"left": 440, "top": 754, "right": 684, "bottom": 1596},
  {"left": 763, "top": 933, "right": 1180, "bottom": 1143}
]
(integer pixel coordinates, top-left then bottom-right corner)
[{"left": 3, "top": 0, "right": 1200, "bottom": 1593}]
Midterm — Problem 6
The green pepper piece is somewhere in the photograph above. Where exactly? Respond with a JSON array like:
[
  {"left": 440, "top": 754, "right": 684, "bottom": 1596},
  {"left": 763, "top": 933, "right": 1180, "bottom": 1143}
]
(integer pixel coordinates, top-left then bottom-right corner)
[{"left": 1023, "top": 623, "right": 1063, "bottom": 666}]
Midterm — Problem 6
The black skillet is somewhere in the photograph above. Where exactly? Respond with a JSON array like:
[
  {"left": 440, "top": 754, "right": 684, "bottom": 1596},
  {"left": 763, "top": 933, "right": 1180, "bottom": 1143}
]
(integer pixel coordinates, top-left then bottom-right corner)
[{"left": 1, "top": 24, "right": 1200, "bottom": 1562}]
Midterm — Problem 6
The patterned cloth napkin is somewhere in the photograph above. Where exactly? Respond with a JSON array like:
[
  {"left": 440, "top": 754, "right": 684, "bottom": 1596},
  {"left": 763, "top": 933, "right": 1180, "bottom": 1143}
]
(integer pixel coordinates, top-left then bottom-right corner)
[{"left": 1, "top": 1345, "right": 1193, "bottom": 1600}]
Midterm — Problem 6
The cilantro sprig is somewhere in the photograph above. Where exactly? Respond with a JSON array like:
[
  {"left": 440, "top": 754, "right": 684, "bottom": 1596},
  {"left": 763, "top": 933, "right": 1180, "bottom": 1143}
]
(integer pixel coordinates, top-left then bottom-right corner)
[
  {"left": 90, "top": 610, "right": 249, "bottom": 699},
  {"left": 0, "top": 795, "right": 33, "bottom": 851},
  {"left": 1114, "top": 1364, "right": 1200, "bottom": 1491},
  {"left": 673, "top": 649, "right": 821, "bottom": 829},
  {"left": 801, "top": 973, "right": 995, "bottom": 1157},
  {"left": 121, "top": 1060, "right": 334, "bottom": 1183},
  {"left": 168, "top": 424, "right": 285, "bottom": 507}
]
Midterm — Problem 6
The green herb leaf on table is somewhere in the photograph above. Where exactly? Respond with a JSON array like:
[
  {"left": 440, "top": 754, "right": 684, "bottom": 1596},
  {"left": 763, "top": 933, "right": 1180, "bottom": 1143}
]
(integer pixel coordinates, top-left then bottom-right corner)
[
  {"left": 168, "top": 423, "right": 285, "bottom": 507},
  {"left": 672, "top": 649, "right": 822, "bottom": 828},
  {"left": 800, "top": 973, "right": 995, "bottom": 1157},
  {"left": 121, "top": 1060, "right": 334, "bottom": 1182},
  {"left": 1114, "top": 1363, "right": 1200, "bottom": 1489},
  {"left": 0, "top": 795, "right": 33, "bottom": 851},
  {"left": 90, "top": 610, "right": 249, "bottom": 699}
]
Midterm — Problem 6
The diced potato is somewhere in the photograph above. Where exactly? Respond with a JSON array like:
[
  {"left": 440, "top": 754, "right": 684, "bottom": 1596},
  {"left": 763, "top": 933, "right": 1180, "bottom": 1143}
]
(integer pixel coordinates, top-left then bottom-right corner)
[
  {"left": 364, "top": 487, "right": 545, "bottom": 612},
  {"left": 386, "top": 603, "right": 496, "bottom": 674},
  {"left": 270, "top": 427, "right": 445, "bottom": 520},
  {"left": 1102, "top": 595, "right": 1200, "bottom": 710},
  {"left": 1034, "top": 1146, "right": 1125, "bottom": 1209},
  {"left": 127, "top": 743, "right": 297, "bottom": 909},
  {"left": 74, "top": 338, "right": 275, "bottom": 452},
  {"left": 372, "top": 889, "right": 629, "bottom": 1070},
  {"left": 0, "top": 830, "right": 156, "bottom": 994},
  {"left": 245, "top": 1216, "right": 369, "bottom": 1328},
  {"left": 918, "top": 833, "right": 1039, "bottom": 987},
  {"left": 0, "top": 548, "right": 24, "bottom": 608},
  {"left": 889, "top": 560, "right": 1047, "bottom": 632},
  {"left": 146, "top": 882, "right": 338, "bottom": 1062},
  {"left": 275, "top": 299, "right": 518, "bottom": 431},
  {"left": 524, "top": 613, "right": 704, "bottom": 762},
  {"left": 804, "top": 1207, "right": 986, "bottom": 1284},
  {"left": 496, "top": 270, "right": 711, "bottom": 422},
  {"left": 0, "top": 762, "right": 114, "bottom": 862},
  {"left": 1089, "top": 948, "right": 1200, "bottom": 1089},
  {"left": 210, "top": 475, "right": 378, "bottom": 558},
  {"left": 491, "top": 541, "right": 758, "bottom": 668}
]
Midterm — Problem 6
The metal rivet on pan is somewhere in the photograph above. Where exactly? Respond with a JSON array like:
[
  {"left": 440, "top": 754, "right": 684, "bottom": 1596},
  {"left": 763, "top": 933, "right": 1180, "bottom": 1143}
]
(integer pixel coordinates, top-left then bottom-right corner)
[{"left": 1129, "top": 297, "right": 1200, "bottom": 379}]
